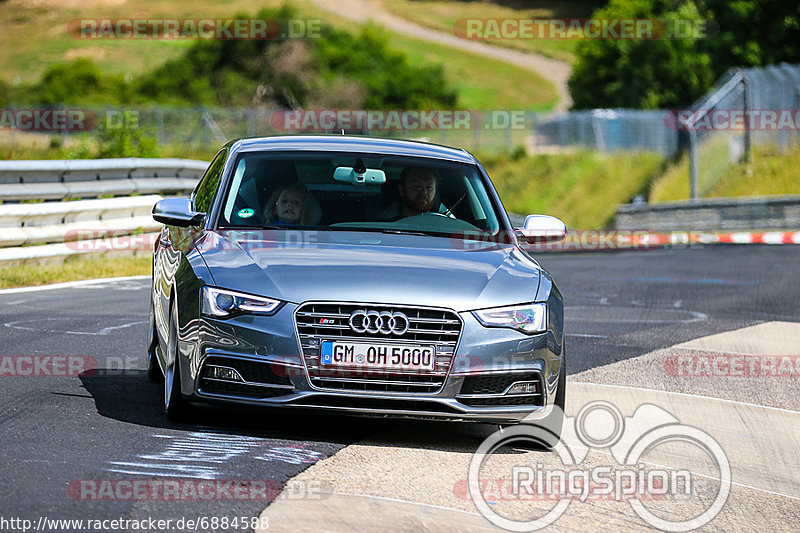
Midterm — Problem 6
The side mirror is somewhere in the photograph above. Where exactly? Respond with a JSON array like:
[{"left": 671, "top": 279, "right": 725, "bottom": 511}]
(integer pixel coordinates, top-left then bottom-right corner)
[
  {"left": 515, "top": 215, "right": 567, "bottom": 243},
  {"left": 152, "top": 198, "right": 205, "bottom": 227}
]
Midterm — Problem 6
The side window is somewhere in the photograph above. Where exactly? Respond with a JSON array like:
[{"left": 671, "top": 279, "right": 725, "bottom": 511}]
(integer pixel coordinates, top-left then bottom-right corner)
[{"left": 193, "top": 149, "right": 227, "bottom": 214}]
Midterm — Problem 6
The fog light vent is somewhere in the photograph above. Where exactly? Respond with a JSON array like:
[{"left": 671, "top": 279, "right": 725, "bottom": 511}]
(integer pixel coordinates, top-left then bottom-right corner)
[
  {"left": 207, "top": 365, "right": 244, "bottom": 382},
  {"left": 506, "top": 381, "right": 538, "bottom": 395}
]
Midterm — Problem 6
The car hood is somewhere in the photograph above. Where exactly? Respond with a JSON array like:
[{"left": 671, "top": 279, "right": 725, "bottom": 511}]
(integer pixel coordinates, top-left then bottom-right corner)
[{"left": 197, "top": 230, "right": 542, "bottom": 312}]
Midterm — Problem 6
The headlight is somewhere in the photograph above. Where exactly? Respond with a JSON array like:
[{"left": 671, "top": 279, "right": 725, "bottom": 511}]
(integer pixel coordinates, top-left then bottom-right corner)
[
  {"left": 201, "top": 287, "right": 282, "bottom": 318},
  {"left": 472, "top": 303, "right": 548, "bottom": 334}
]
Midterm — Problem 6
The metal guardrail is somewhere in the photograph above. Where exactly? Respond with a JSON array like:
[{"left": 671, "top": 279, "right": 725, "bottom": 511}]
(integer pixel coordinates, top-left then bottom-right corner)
[
  {"left": 0, "top": 158, "right": 208, "bottom": 264},
  {"left": 0, "top": 158, "right": 207, "bottom": 201},
  {"left": 0, "top": 195, "right": 162, "bottom": 247},
  {"left": 616, "top": 195, "right": 800, "bottom": 232},
  {"left": 0, "top": 178, "right": 200, "bottom": 201},
  {"left": 0, "top": 158, "right": 208, "bottom": 182}
]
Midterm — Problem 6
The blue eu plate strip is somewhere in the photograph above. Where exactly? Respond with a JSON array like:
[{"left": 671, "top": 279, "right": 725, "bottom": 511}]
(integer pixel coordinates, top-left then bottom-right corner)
[{"left": 321, "top": 341, "right": 333, "bottom": 365}]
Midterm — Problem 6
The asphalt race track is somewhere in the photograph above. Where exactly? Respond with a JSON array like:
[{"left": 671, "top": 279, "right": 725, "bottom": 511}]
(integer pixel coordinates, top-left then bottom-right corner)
[{"left": 0, "top": 244, "right": 798, "bottom": 532}]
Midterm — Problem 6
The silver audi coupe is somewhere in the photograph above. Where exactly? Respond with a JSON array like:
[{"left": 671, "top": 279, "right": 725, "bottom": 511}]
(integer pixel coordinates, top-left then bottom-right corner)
[{"left": 147, "top": 135, "right": 566, "bottom": 429}]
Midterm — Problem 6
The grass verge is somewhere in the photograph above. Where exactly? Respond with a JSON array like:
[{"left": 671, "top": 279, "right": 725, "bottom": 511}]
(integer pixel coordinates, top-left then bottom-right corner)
[
  {"left": 370, "top": 0, "right": 603, "bottom": 63},
  {"left": 385, "top": 31, "right": 558, "bottom": 110},
  {"left": 650, "top": 143, "right": 800, "bottom": 202},
  {"left": 0, "top": 138, "right": 218, "bottom": 162},
  {"left": 482, "top": 149, "right": 666, "bottom": 229},
  {"left": 1, "top": 0, "right": 557, "bottom": 111},
  {"left": 0, "top": 253, "right": 152, "bottom": 289}
]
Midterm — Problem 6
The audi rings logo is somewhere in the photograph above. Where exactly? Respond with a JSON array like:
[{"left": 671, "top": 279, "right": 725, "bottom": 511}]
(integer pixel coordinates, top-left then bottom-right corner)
[{"left": 349, "top": 310, "right": 410, "bottom": 335}]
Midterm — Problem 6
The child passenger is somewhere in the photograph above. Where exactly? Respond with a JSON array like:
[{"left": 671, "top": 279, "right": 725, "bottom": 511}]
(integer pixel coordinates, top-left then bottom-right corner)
[{"left": 263, "top": 184, "right": 310, "bottom": 225}]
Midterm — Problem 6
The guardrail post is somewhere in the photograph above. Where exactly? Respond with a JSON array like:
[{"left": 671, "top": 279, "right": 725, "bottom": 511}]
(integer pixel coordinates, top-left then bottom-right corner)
[
  {"left": 155, "top": 106, "right": 166, "bottom": 145},
  {"left": 742, "top": 74, "right": 751, "bottom": 163},
  {"left": 689, "top": 129, "right": 698, "bottom": 202}
]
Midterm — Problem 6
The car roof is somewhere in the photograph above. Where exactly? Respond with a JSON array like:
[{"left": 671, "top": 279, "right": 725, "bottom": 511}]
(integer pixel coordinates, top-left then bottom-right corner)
[{"left": 228, "top": 135, "right": 478, "bottom": 164}]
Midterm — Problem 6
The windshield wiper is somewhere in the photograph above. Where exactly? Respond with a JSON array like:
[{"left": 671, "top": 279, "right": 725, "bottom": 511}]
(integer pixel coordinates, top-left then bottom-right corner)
[
  {"left": 324, "top": 226, "right": 445, "bottom": 237},
  {"left": 378, "top": 229, "right": 434, "bottom": 237},
  {"left": 259, "top": 224, "right": 317, "bottom": 230}
]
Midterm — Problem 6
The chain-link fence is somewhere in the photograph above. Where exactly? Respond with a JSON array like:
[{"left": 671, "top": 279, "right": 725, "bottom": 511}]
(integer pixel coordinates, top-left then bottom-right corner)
[
  {"left": 0, "top": 106, "right": 533, "bottom": 154},
  {"left": 530, "top": 63, "right": 800, "bottom": 199},
  {"left": 1, "top": 63, "right": 798, "bottom": 198},
  {"left": 678, "top": 63, "right": 800, "bottom": 199},
  {"left": 529, "top": 109, "right": 680, "bottom": 156}
]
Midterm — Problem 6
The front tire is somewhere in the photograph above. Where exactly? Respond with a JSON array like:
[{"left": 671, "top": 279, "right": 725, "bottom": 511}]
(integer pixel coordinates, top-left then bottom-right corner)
[
  {"left": 548, "top": 353, "right": 567, "bottom": 441},
  {"left": 164, "top": 303, "right": 189, "bottom": 420},
  {"left": 146, "top": 299, "right": 163, "bottom": 383},
  {"left": 506, "top": 349, "right": 566, "bottom": 450}
]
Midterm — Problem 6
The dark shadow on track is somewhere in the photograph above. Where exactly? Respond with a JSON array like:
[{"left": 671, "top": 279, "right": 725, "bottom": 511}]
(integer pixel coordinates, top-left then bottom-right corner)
[{"left": 78, "top": 370, "right": 520, "bottom": 454}]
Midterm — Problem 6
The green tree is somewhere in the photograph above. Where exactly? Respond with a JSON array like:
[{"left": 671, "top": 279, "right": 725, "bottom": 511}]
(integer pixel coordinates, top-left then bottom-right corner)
[
  {"left": 35, "top": 58, "right": 128, "bottom": 105},
  {"left": 315, "top": 23, "right": 456, "bottom": 108},
  {"left": 698, "top": 0, "right": 800, "bottom": 78},
  {"left": 569, "top": 0, "right": 800, "bottom": 109},
  {"left": 134, "top": 7, "right": 456, "bottom": 109},
  {"left": 569, "top": 0, "right": 712, "bottom": 109}
]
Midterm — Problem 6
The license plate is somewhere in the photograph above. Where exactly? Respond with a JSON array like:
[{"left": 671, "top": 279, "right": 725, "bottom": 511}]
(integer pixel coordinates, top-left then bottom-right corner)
[{"left": 320, "top": 341, "right": 435, "bottom": 371}]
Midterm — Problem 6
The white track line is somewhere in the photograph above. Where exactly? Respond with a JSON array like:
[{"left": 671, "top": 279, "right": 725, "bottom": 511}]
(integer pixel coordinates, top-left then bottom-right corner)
[
  {"left": 570, "top": 381, "right": 800, "bottom": 415},
  {"left": 571, "top": 446, "right": 800, "bottom": 503},
  {"left": 329, "top": 492, "right": 487, "bottom": 518},
  {"left": 0, "top": 275, "right": 149, "bottom": 295}
]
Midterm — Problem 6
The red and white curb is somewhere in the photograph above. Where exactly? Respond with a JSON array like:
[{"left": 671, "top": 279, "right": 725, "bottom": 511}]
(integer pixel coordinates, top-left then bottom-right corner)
[{"left": 526, "top": 230, "right": 800, "bottom": 252}]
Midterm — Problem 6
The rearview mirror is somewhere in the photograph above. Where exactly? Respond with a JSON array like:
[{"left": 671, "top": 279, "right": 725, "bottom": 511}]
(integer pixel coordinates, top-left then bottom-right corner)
[
  {"left": 333, "top": 166, "right": 386, "bottom": 186},
  {"left": 152, "top": 198, "right": 205, "bottom": 227},
  {"left": 515, "top": 215, "right": 567, "bottom": 243}
]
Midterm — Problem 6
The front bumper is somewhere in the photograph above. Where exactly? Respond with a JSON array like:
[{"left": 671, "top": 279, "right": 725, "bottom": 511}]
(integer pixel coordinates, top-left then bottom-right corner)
[{"left": 176, "top": 303, "right": 564, "bottom": 424}]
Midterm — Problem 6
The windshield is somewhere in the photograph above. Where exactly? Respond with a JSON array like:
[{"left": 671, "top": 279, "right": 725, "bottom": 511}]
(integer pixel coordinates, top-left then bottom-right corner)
[{"left": 216, "top": 151, "right": 507, "bottom": 239}]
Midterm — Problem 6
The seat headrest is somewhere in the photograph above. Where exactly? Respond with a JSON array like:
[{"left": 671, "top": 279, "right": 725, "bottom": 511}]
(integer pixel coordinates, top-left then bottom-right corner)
[{"left": 305, "top": 194, "right": 322, "bottom": 225}]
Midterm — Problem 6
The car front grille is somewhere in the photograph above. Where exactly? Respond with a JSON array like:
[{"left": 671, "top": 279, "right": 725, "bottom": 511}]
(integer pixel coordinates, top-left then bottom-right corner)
[{"left": 295, "top": 302, "right": 462, "bottom": 394}]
